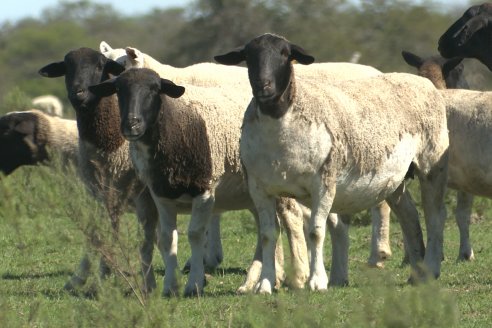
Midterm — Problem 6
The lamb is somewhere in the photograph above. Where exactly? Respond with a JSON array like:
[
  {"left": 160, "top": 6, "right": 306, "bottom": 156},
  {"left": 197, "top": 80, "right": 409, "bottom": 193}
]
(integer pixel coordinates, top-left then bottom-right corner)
[
  {"left": 31, "top": 95, "right": 64, "bottom": 117},
  {"left": 438, "top": 3, "right": 492, "bottom": 70},
  {"left": 39, "top": 49, "right": 160, "bottom": 293},
  {"left": 0, "top": 109, "right": 77, "bottom": 175},
  {"left": 215, "top": 33, "right": 449, "bottom": 294},
  {"left": 368, "top": 51, "right": 471, "bottom": 267}
]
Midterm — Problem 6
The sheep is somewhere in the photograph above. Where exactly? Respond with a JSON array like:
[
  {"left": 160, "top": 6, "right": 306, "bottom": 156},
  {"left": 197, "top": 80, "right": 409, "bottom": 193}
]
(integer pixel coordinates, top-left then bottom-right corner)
[
  {"left": 215, "top": 33, "right": 449, "bottom": 294},
  {"left": 0, "top": 109, "right": 77, "bottom": 176},
  {"left": 38, "top": 48, "right": 160, "bottom": 294},
  {"left": 31, "top": 95, "right": 64, "bottom": 117},
  {"left": 368, "top": 51, "right": 471, "bottom": 267},
  {"left": 88, "top": 67, "right": 311, "bottom": 296},
  {"left": 99, "top": 41, "right": 386, "bottom": 292},
  {"left": 438, "top": 3, "right": 492, "bottom": 70}
]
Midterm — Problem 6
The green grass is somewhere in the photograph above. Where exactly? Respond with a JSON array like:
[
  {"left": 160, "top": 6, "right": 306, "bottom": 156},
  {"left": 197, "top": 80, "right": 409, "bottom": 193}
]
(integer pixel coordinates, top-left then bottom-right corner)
[{"left": 0, "top": 162, "right": 491, "bottom": 327}]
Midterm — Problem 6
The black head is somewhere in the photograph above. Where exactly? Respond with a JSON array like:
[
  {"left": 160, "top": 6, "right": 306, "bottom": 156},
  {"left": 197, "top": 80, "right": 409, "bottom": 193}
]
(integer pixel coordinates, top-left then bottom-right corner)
[
  {"left": 401, "top": 50, "right": 467, "bottom": 89},
  {"left": 88, "top": 68, "right": 185, "bottom": 141},
  {"left": 38, "top": 47, "right": 125, "bottom": 110},
  {"left": 438, "top": 3, "right": 492, "bottom": 70},
  {"left": 0, "top": 111, "right": 48, "bottom": 175},
  {"left": 215, "top": 33, "right": 314, "bottom": 118}
]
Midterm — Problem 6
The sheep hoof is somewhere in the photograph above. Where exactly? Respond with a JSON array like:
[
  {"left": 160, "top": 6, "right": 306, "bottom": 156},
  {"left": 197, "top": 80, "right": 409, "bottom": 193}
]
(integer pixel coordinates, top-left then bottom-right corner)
[
  {"left": 457, "top": 249, "right": 475, "bottom": 261},
  {"left": 64, "top": 275, "right": 86, "bottom": 291},
  {"left": 184, "top": 283, "right": 204, "bottom": 298},
  {"left": 236, "top": 284, "right": 252, "bottom": 294},
  {"left": 254, "top": 279, "right": 273, "bottom": 295},
  {"left": 308, "top": 274, "right": 328, "bottom": 291}
]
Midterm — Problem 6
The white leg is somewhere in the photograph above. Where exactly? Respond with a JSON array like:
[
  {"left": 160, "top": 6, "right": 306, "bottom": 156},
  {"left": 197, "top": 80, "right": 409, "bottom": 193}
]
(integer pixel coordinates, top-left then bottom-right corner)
[
  {"left": 327, "top": 213, "right": 349, "bottom": 286},
  {"left": 184, "top": 192, "right": 215, "bottom": 297},
  {"left": 237, "top": 210, "right": 262, "bottom": 294},
  {"left": 276, "top": 198, "right": 309, "bottom": 289},
  {"left": 247, "top": 179, "right": 278, "bottom": 295},
  {"left": 153, "top": 193, "right": 179, "bottom": 297},
  {"left": 308, "top": 183, "right": 334, "bottom": 291},
  {"left": 455, "top": 191, "right": 474, "bottom": 261},
  {"left": 368, "top": 201, "right": 392, "bottom": 268}
]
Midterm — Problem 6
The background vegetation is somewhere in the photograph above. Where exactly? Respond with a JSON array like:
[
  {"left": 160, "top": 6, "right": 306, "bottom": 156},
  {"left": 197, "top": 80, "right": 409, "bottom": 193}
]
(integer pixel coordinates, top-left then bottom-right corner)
[
  {"left": 1, "top": 0, "right": 492, "bottom": 327},
  {"left": 0, "top": 0, "right": 491, "bottom": 116}
]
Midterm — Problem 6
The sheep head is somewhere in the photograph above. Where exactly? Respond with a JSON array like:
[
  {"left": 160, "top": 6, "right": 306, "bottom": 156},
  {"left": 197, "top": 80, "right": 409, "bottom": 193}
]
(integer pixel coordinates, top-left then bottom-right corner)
[
  {"left": 88, "top": 68, "right": 185, "bottom": 141},
  {"left": 215, "top": 33, "right": 314, "bottom": 118},
  {"left": 38, "top": 48, "right": 125, "bottom": 110},
  {"left": 438, "top": 3, "right": 492, "bottom": 71}
]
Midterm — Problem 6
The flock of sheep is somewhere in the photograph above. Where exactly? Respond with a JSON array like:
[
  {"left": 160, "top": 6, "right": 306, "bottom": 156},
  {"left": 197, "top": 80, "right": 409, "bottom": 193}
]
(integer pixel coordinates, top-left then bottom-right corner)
[{"left": 1, "top": 3, "right": 492, "bottom": 297}]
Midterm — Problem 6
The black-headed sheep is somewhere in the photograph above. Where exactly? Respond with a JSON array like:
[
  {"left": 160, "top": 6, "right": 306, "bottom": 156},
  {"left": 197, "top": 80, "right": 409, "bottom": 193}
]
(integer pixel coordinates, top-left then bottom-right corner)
[{"left": 215, "top": 33, "right": 449, "bottom": 294}]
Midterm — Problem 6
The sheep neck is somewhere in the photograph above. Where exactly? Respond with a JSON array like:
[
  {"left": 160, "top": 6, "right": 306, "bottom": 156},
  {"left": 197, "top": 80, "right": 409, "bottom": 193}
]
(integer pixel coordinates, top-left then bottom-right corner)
[
  {"left": 76, "top": 95, "right": 125, "bottom": 152},
  {"left": 257, "top": 68, "right": 296, "bottom": 119}
]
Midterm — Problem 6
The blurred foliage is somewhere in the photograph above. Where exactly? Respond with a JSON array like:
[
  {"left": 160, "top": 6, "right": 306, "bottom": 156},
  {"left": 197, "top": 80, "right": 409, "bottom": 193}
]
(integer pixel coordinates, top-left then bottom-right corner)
[{"left": 0, "top": 0, "right": 490, "bottom": 116}]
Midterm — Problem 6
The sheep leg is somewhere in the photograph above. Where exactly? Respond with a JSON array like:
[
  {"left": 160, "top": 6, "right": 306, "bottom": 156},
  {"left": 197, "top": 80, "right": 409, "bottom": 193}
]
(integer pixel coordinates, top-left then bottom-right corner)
[
  {"left": 455, "top": 191, "right": 475, "bottom": 261},
  {"left": 134, "top": 188, "right": 158, "bottom": 294},
  {"left": 182, "top": 214, "right": 224, "bottom": 273},
  {"left": 419, "top": 157, "right": 448, "bottom": 280},
  {"left": 204, "top": 214, "right": 224, "bottom": 269},
  {"left": 276, "top": 198, "right": 309, "bottom": 289},
  {"left": 368, "top": 201, "right": 392, "bottom": 268},
  {"left": 237, "top": 211, "right": 262, "bottom": 294},
  {"left": 308, "top": 183, "right": 335, "bottom": 292},
  {"left": 64, "top": 254, "right": 91, "bottom": 291},
  {"left": 152, "top": 194, "right": 179, "bottom": 297},
  {"left": 327, "top": 213, "right": 349, "bottom": 286},
  {"left": 386, "top": 183, "right": 425, "bottom": 280},
  {"left": 184, "top": 192, "right": 215, "bottom": 297}
]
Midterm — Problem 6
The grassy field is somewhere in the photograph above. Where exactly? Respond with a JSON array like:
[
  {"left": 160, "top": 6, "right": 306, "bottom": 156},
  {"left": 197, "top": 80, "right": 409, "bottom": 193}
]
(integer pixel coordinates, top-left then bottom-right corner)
[{"left": 0, "top": 162, "right": 491, "bottom": 327}]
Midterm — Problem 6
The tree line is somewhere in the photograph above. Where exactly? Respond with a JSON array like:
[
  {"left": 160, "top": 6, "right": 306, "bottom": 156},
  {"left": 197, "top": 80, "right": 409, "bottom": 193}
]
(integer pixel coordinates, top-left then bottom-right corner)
[{"left": 0, "top": 0, "right": 488, "bottom": 116}]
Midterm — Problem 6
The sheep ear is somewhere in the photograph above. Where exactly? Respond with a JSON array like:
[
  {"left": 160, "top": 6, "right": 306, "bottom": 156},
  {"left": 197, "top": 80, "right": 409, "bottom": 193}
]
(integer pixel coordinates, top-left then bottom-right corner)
[
  {"left": 214, "top": 47, "right": 246, "bottom": 65},
  {"left": 442, "top": 57, "right": 464, "bottom": 76},
  {"left": 401, "top": 50, "right": 424, "bottom": 69},
  {"left": 38, "top": 62, "right": 66, "bottom": 77},
  {"left": 290, "top": 44, "right": 315, "bottom": 65},
  {"left": 88, "top": 78, "right": 117, "bottom": 97},
  {"left": 14, "top": 119, "right": 35, "bottom": 135},
  {"left": 160, "top": 79, "right": 185, "bottom": 98},
  {"left": 105, "top": 59, "right": 125, "bottom": 76},
  {"left": 100, "top": 41, "right": 113, "bottom": 54}
]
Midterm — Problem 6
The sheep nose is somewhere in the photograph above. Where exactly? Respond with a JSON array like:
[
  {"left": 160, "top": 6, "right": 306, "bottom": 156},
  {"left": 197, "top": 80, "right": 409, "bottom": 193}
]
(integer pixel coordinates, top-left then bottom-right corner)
[
  {"left": 75, "top": 89, "right": 87, "bottom": 100},
  {"left": 127, "top": 116, "right": 142, "bottom": 130}
]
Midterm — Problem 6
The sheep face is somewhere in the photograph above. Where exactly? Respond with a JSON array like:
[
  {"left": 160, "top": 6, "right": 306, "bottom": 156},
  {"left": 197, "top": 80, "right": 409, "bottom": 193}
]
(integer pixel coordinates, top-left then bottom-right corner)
[
  {"left": 438, "top": 3, "right": 492, "bottom": 70},
  {"left": 0, "top": 112, "right": 47, "bottom": 175},
  {"left": 38, "top": 48, "right": 125, "bottom": 110},
  {"left": 215, "top": 33, "right": 314, "bottom": 118},
  {"left": 88, "top": 68, "right": 185, "bottom": 141}
]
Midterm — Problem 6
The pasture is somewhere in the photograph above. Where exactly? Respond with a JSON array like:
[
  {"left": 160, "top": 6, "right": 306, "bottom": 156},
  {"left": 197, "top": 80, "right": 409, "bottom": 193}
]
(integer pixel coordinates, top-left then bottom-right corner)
[{"left": 0, "top": 160, "right": 491, "bottom": 327}]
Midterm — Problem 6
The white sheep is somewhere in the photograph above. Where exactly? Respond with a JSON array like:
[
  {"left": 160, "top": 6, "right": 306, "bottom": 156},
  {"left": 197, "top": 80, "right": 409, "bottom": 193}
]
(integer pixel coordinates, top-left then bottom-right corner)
[
  {"left": 215, "top": 33, "right": 449, "bottom": 294},
  {"left": 368, "top": 51, "right": 480, "bottom": 268},
  {"left": 0, "top": 109, "right": 77, "bottom": 175},
  {"left": 99, "top": 41, "right": 387, "bottom": 293},
  {"left": 31, "top": 95, "right": 64, "bottom": 117}
]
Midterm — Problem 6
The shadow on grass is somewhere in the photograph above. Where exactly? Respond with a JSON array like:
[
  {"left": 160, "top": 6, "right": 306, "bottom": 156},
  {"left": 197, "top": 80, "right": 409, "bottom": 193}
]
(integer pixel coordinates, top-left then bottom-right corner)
[{"left": 1, "top": 269, "right": 73, "bottom": 280}]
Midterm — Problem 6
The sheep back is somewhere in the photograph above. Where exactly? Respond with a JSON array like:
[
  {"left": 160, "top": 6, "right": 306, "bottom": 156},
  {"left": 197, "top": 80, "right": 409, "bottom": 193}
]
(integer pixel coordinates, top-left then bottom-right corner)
[{"left": 270, "top": 72, "right": 447, "bottom": 177}]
